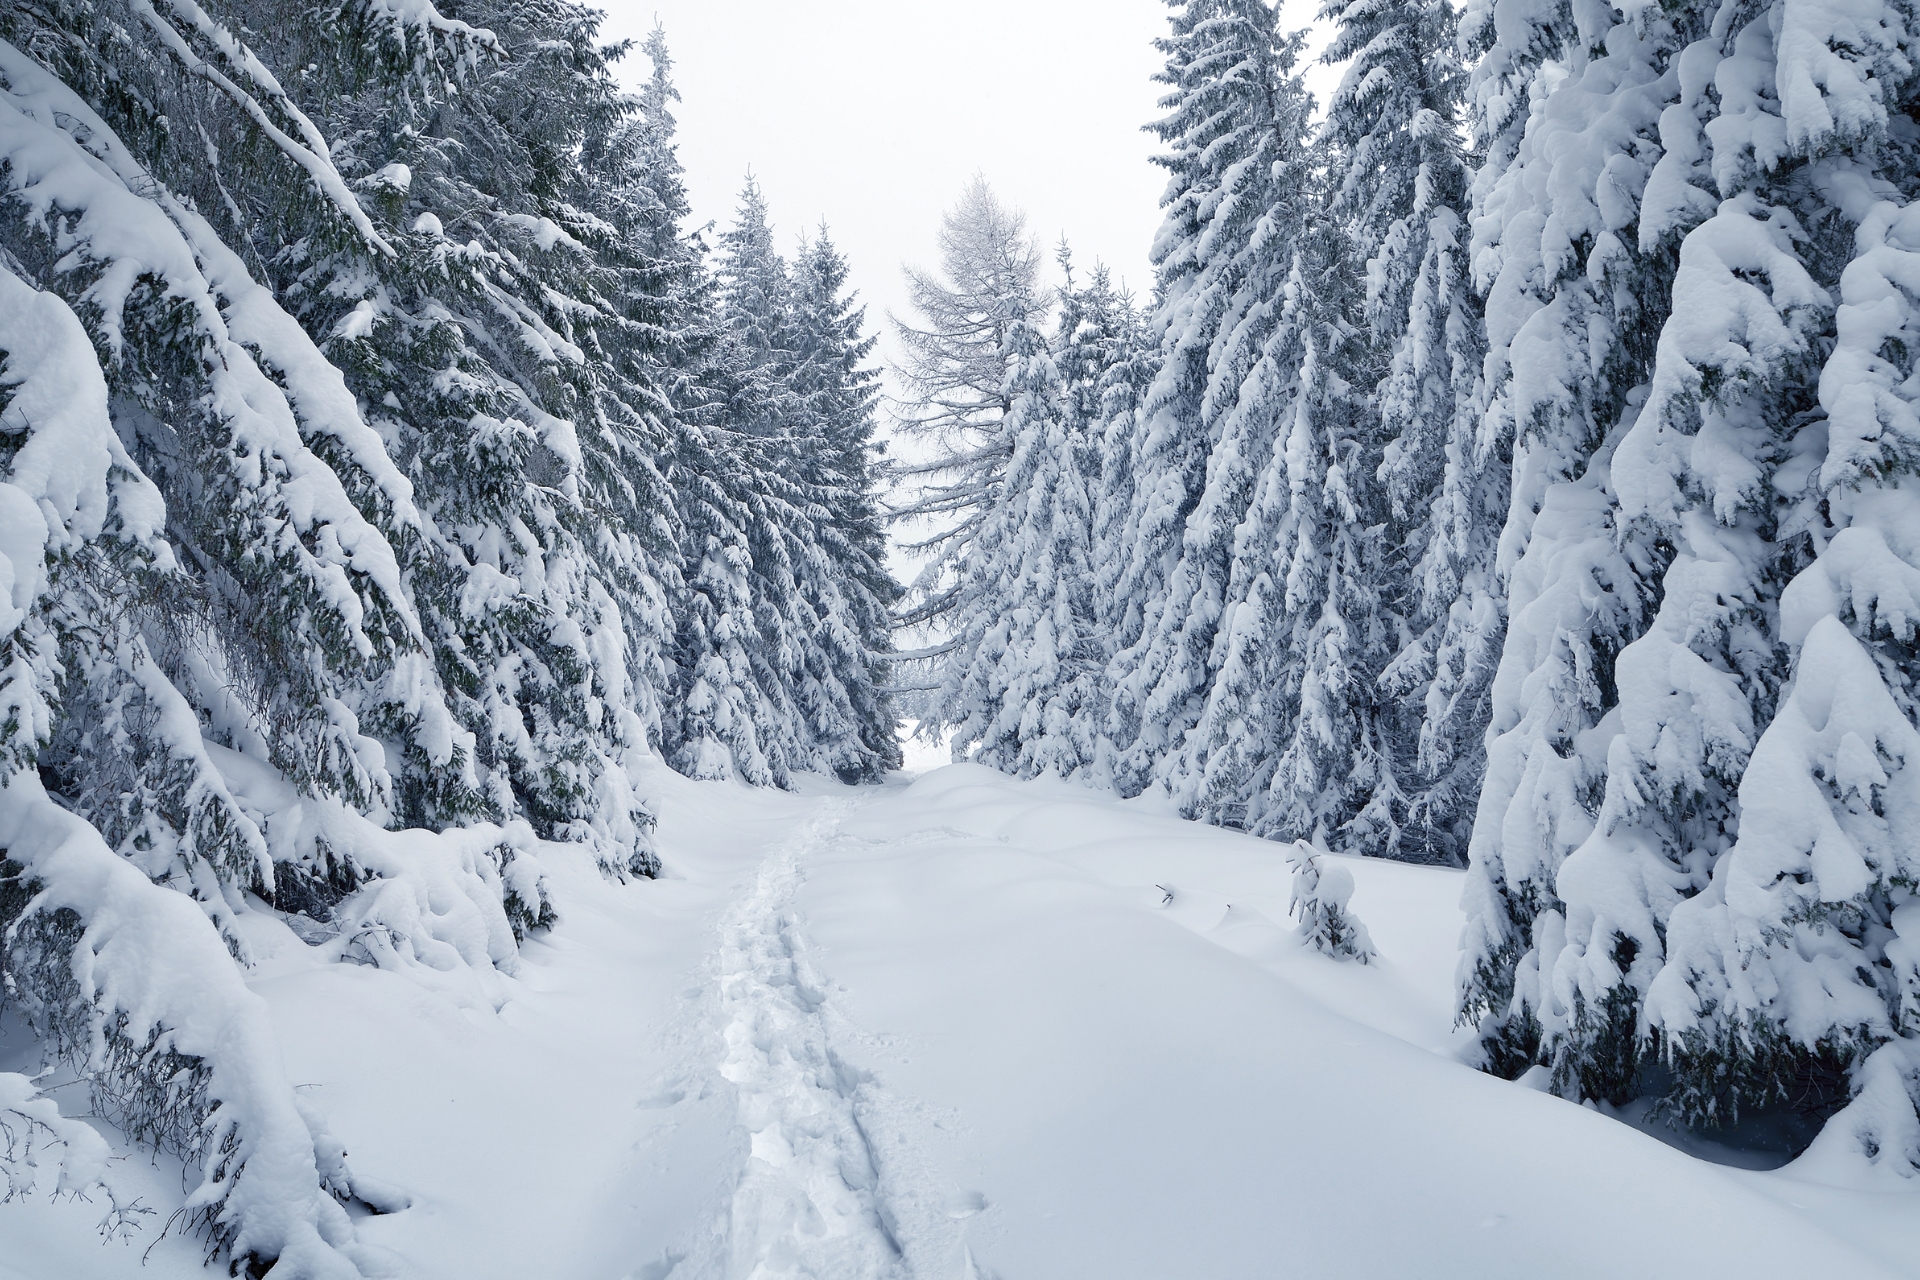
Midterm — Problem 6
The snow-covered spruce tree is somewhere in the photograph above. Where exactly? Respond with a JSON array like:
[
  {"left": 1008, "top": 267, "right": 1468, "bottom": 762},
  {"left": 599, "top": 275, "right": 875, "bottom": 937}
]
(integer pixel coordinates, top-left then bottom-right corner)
[
  {"left": 1054, "top": 253, "right": 1144, "bottom": 781},
  {"left": 1249, "top": 228, "right": 1409, "bottom": 854},
  {"left": 1112, "top": 4, "right": 1417, "bottom": 858},
  {"left": 1288, "top": 847, "right": 1377, "bottom": 963},
  {"left": 252, "top": 0, "right": 669, "bottom": 874},
  {"left": 6, "top": 0, "right": 548, "bottom": 961},
  {"left": 672, "top": 179, "right": 899, "bottom": 784},
  {"left": 664, "top": 177, "right": 811, "bottom": 786},
  {"left": 0, "top": 3, "right": 724, "bottom": 1268},
  {"left": 1088, "top": 278, "right": 1158, "bottom": 670},
  {"left": 0, "top": 56, "right": 397, "bottom": 1270},
  {"left": 1103, "top": 0, "right": 1314, "bottom": 803},
  {"left": 1452, "top": 0, "right": 1701, "bottom": 1081},
  {"left": 1321, "top": 0, "right": 1493, "bottom": 863},
  {"left": 890, "top": 176, "right": 1047, "bottom": 712},
  {"left": 1054, "top": 248, "right": 1138, "bottom": 452},
  {"left": 1624, "top": 3, "right": 1920, "bottom": 1159},
  {"left": 1528, "top": 0, "right": 1848, "bottom": 1105},
  {"left": 926, "top": 300, "right": 1104, "bottom": 779},
  {"left": 615, "top": 27, "right": 891, "bottom": 790},
  {"left": 0, "top": 0, "right": 475, "bottom": 911},
  {"left": 789, "top": 227, "right": 904, "bottom": 780},
  {"left": 571, "top": 29, "right": 792, "bottom": 789},
  {"left": 15, "top": 0, "right": 670, "bottom": 875}
]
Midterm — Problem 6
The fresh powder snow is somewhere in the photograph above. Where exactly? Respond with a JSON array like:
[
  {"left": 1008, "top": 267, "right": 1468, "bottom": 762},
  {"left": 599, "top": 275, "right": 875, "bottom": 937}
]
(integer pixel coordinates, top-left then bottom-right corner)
[{"left": 8, "top": 760, "right": 1918, "bottom": 1279}]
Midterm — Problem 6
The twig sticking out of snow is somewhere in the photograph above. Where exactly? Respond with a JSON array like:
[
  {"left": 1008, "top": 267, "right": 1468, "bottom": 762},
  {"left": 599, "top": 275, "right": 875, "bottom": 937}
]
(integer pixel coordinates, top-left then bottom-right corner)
[
  {"left": 0, "top": 1071, "right": 152, "bottom": 1242},
  {"left": 1287, "top": 845, "right": 1376, "bottom": 964}
]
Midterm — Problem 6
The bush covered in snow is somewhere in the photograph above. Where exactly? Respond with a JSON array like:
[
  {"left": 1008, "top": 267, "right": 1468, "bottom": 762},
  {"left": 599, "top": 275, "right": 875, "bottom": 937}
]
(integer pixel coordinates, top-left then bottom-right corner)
[{"left": 1287, "top": 846, "right": 1376, "bottom": 964}]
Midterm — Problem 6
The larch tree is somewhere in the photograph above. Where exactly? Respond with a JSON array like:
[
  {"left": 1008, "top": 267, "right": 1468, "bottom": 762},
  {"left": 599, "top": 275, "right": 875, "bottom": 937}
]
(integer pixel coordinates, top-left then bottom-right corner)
[{"left": 889, "top": 175, "right": 1047, "bottom": 737}]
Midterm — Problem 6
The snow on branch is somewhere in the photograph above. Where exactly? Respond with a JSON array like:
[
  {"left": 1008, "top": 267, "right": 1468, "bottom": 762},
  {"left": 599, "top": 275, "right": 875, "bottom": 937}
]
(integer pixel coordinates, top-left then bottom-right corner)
[
  {"left": 329, "top": 0, "right": 502, "bottom": 97},
  {"left": 349, "top": 0, "right": 499, "bottom": 54},
  {"left": 0, "top": 774, "right": 376, "bottom": 1276},
  {"left": 0, "top": 1072, "right": 151, "bottom": 1242},
  {"left": 0, "top": 40, "right": 436, "bottom": 723},
  {"left": 126, "top": 0, "right": 394, "bottom": 256},
  {"left": 0, "top": 39, "right": 425, "bottom": 536}
]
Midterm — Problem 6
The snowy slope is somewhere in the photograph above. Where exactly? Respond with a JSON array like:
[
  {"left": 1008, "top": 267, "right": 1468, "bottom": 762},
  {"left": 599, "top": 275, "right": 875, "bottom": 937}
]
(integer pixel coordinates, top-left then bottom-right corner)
[{"left": 5, "top": 763, "right": 1919, "bottom": 1278}]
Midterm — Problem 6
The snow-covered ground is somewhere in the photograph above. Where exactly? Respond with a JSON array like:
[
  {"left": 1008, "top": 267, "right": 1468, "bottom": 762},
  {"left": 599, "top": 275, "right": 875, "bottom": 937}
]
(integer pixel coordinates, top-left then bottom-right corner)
[{"left": 7, "top": 763, "right": 1920, "bottom": 1278}]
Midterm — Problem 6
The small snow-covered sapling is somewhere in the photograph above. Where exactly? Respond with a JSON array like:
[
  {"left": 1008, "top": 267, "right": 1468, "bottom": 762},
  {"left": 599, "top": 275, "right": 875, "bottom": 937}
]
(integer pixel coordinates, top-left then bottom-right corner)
[{"left": 1287, "top": 846, "right": 1376, "bottom": 964}]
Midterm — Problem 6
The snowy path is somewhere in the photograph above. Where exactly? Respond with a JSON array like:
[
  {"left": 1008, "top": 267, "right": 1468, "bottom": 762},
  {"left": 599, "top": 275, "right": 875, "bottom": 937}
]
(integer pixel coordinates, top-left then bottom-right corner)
[
  {"left": 8, "top": 763, "right": 1920, "bottom": 1279},
  {"left": 692, "top": 801, "right": 907, "bottom": 1279}
]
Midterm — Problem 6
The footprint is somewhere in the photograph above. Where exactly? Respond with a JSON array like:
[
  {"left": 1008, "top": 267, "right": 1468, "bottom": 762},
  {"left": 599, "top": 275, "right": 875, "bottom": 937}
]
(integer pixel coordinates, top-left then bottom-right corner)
[
  {"left": 945, "top": 1190, "right": 988, "bottom": 1220},
  {"left": 636, "top": 1087, "right": 686, "bottom": 1111},
  {"left": 628, "top": 1251, "right": 685, "bottom": 1280}
]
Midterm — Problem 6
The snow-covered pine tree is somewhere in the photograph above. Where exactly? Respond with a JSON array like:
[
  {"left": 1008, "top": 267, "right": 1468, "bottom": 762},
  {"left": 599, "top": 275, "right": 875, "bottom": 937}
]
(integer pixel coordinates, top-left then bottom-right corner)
[
  {"left": 1052, "top": 251, "right": 1141, "bottom": 782},
  {"left": 0, "top": 250, "right": 367, "bottom": 1273},
  {"left": 926, "top": 297, "right": 1103, "bottom": 778},
  {"left": 1104, "top": 0, "right": 1315, "bottom": 805},
  {"left": 1321, "top": 0, "right": 1492, "bottom": 864},
  {"left": 1452, "top": 0, "right": 1699, "bottom": 1080},
  {"left": 789, "top": 226, "right": 904, "bottom": 780},
  {"left": 1628, "top": 0, "right": 1920, "bottom": 1158}
]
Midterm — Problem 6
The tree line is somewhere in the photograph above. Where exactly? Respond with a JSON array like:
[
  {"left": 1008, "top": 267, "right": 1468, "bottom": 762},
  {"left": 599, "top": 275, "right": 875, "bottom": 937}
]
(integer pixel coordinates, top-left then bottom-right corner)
[{"left": 900, "top": 0, "right": 1920, "bottom": 1168}]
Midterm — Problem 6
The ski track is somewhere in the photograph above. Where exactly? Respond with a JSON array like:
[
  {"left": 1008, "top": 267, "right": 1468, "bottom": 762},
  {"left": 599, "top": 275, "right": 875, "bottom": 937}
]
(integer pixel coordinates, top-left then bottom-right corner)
[{"left": 688, "top": 798, "right": 918, "bottom": 1280}]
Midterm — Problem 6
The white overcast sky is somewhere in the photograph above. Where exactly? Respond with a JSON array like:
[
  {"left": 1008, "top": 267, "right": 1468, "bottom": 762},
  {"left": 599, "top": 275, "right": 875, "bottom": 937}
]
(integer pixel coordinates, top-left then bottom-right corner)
[{"left": 595, "top": 1, "right": 1340, "bottom": 352}]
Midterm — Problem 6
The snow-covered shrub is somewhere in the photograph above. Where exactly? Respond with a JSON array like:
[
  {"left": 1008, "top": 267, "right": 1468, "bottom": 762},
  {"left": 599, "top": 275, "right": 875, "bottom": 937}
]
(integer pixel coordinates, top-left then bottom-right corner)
[
  {"left": 1797, "top": 1038, "right": 1920, "bottom": 1181},
  {"left": 1288, "top": 846, "right": 1376, "bottom": 964}
]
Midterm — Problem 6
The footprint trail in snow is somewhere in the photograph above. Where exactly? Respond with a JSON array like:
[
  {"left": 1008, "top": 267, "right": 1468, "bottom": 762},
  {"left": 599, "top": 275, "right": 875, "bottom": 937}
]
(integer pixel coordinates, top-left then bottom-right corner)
[{"left": 687, "top": 800, "right": 912, "bottom": 1280}]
